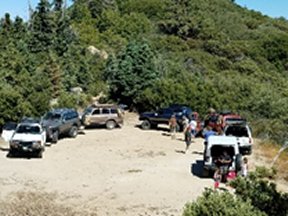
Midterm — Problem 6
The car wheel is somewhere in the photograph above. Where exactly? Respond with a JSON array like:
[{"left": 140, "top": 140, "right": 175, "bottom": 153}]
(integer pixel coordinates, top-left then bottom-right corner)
[
  {"left": 7, "top": 150, "right": 16, "bottom": 158},
  {"left": 235, "top": 154, "right": 242, "bottom": 173},
  {"left": 106, "top": 120, "right": 116, "bottom": 130},
  {"left": 36, "top": 151, "right": 43, "bottom": 158},
  {"left": 52, "top": 130, "right": 59, "bottom": 144},
  {"left": 141, "top": 120, "right": 151, "bottom": 130},
  {"left": 69, "top": 126, "right": 78, "bottom": 138}
]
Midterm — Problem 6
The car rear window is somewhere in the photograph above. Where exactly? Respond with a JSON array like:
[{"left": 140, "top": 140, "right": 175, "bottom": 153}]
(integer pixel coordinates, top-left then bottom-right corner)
[
  {"left": 16, "top": 125, "right": 41, "bottom": 134},
  {"left": 225, "top": 126, "right": 248, "bottom": 137}
]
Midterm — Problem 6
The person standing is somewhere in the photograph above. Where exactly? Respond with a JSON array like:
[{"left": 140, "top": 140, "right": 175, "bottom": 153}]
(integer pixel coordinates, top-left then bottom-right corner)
[
  {"left": 241, "top": 157, "right": 249, "bottom": 177},
  {"left": 169, "top": 115, "right": 177, "bottom": 140},
  {"left": 184, "top": 124, "right": 192, "bottom": 153},
  {"left": 189, "top": 118, "right": 197, "bottom": 138}
]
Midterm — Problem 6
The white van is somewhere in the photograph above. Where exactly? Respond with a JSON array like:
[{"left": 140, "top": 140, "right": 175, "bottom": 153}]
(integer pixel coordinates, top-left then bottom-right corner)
[{"left": 202, "top": 136, "right": 242, "bottom": 177}]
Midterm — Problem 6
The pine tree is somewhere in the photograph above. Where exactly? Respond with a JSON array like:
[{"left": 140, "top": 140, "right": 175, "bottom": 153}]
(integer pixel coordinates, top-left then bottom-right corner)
[{"left": 29, "top": 0, "right": 55, "bottom": 52}]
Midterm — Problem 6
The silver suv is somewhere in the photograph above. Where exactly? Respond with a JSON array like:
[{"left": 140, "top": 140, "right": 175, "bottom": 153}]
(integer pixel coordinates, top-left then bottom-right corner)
[{"left": 81, "top": 104, "right": 124, "bottom": 129}]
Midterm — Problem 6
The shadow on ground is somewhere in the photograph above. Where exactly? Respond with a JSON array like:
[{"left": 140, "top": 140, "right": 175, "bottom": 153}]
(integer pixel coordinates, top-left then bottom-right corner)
[
  {"left": 175, "top": 149, "right": 186, "bottom": 154},
  {"left": 191, "top": 160, "right": 207, "bottom": 179}
]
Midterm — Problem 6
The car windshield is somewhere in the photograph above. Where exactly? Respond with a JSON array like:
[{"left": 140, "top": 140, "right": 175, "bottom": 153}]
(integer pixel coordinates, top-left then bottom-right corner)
[
  {"left": 84, "top": 107, "right": 93, "bottom": 114},
  {"left": 225, "top": 126, "right": 248, "bottom": 137},
  {"left": 44, "top": 112, "right": 61, "bottom": 120},
  {"left": 16, "top": 125, "right": 41, "bottom": 134}
]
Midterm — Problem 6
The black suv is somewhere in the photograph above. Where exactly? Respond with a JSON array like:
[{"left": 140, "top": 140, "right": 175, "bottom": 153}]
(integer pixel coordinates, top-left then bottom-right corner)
[
  {"left": 41, "top": 109, "right": 81, "bottom": 143},
  {"left": 139, "top": 104, "right": 193, "bottom": 130}
]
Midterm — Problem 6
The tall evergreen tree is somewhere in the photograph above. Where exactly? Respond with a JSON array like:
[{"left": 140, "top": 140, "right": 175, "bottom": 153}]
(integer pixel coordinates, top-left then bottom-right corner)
[{"left": 29, "top": 0, "right": 55, "bottom": 52}]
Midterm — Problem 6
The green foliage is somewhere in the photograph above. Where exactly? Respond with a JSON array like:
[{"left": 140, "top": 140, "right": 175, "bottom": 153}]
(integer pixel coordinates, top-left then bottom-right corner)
[
  {"left": 29, "top": 0, "right": 55, "bottom": 52},
  {"left": 183, "top": 189, "right": 266, "bottom": 216},
  {"left": 1, "top": 0, "right": 288, "bottom": 145},
  {"left": 105, "top": 40, "right": 160, "bottom": 106},
  {"left": 229, "top": 173, "right": 288, "bottom": 216}
]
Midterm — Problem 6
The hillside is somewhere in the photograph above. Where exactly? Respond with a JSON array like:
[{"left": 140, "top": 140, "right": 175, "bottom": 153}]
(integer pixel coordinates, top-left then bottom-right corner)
[{"left": 1, "top": 0, "right": 288, "bottom": 143}]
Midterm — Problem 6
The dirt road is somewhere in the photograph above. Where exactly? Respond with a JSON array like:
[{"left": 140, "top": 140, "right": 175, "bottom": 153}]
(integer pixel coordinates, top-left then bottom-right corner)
[{"left": 0, "top": 113, "right": 243, "bottom": 215}]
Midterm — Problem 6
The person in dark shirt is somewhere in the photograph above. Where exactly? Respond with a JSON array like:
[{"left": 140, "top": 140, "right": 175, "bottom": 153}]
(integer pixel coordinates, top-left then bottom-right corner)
[{"left": 215, "top": 151, "right": 232, "bottom": 181}]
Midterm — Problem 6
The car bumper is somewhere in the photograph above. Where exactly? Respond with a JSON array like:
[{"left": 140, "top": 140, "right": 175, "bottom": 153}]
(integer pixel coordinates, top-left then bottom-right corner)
[{"left": 10, "top": 144, "right": 43, "bottom": 153}]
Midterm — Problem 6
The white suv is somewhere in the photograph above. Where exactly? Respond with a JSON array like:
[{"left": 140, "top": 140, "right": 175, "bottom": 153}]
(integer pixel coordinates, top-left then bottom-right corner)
[
  {"left": 224, "top": 123, "right": 253, "bottom": 155},
  {"left": 202, "top": 136, "right": 242, "bottom": 177},
  {"left": 9, "top": 121, "right": 46, "bottom": 158}
]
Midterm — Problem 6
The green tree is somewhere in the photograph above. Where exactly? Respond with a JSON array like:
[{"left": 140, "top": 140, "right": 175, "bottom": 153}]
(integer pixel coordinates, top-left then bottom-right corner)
[
  {"left": 29, "top": 0, "right": 55, "bottom": 52},
  {"left": 105, "top": 41, "right": 160, "bottom": 106}
]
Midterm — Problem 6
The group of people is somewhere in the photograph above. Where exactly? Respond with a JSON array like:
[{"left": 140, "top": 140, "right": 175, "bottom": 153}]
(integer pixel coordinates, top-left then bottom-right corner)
[
  {"left": 168, "top": 114, "right": 197, "bottom": 154},
  {"left": 168, "top": 111, "right": 249, "bottom": 189},
  {"left": 213, "top": 151, "right": 249, "bottom": 189}
]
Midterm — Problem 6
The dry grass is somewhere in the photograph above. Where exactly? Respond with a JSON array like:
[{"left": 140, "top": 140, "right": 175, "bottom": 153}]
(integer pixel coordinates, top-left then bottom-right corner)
[
  {"left": 0, "top": 191, "right": 97, "bottom": 216},
  {"left": 254, "top": 141, "right": 288, "bottom": 181}
]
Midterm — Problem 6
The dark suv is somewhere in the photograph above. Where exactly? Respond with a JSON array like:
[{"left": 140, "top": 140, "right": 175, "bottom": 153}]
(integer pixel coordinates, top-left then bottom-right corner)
[
  {"left": 139, "top": 104, "right": 193, "bottom": 130},
  {"left": 41, "top": 109, "right": 81, "bottom": 143}
]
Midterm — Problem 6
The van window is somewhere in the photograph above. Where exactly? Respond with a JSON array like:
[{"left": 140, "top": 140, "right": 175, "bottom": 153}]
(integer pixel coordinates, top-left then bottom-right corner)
[
  {"left": 92, "top": 109, "right": 100, "bottom": 115},
  {"left": 111, "top": 109, "right": 117, "bottom": 114},
  {"left": 102, "top": 108, "right": 110, "bottom": 114}
]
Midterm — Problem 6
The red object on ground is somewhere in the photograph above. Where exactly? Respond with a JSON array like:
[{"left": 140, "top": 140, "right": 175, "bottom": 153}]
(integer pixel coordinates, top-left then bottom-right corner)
[
  {"left": 226, "top": 170, "right": 237, "bottom": 181},
  {"left": 214, "top": 181, "right": 220, "bottom": 189}
]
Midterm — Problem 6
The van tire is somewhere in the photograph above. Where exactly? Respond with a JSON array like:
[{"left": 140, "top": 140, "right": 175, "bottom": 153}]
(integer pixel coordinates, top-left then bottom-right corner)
[{"left": 106, "top": 120, "right": 116, "bottom": 130}]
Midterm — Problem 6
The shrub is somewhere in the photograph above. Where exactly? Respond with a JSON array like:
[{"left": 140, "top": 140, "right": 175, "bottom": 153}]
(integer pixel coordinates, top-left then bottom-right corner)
[
  {"left": 229, "top": 172, "right": 288, "bottom": 216},
  {"left": 183, "top": 189, "right": 266, "bottom": 216}
]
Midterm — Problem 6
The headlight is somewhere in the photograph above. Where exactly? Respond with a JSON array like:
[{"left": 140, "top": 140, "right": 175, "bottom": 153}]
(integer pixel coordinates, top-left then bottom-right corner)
[
  {"left": 32, "top": 141, "right": 42, "bottom": 148},
  {"left": 10, "top": 140, "right": 20, "bottom": 147}
]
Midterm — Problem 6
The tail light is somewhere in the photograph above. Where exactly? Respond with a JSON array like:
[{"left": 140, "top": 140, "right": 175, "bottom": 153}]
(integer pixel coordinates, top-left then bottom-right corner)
[{"left": 249, "top": 138, "right": 252, "bottom": 144}]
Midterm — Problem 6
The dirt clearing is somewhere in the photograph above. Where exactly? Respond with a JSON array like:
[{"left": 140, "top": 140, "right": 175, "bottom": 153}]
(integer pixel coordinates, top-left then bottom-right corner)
[{"left": 0, "top": 113, "right": 274, "bottom": 215}]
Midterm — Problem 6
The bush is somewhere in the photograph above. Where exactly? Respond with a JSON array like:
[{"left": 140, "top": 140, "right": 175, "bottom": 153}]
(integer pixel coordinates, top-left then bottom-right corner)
[
  {"left": 183, "top": 189, "right": 266, "bottom": 216},
  {"left": 229, "top": 172, "right": 288, "bottom": 216}
]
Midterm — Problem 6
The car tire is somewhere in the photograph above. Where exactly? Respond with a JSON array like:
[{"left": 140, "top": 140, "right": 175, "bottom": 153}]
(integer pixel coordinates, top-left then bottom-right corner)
[
  {"left": 106, "top": 120, "right": 116, "bottom": 130},
  {"left": 69, "top": 126, "right": 78, "bottom": 138},
  {"left": 141, "top": 120, "right": 151, "bottom": 130},
  {"left": 52, "top": 130, "right": 59, "bottom": 144},
  {"left": 7, "top": 150, "right": 16, "bottom": 158},
  {"left": 235, "top": 153, "right": 242, "bottom": 173},
  {"left": 36, "top": 151, "right": 43, "bottom": 158}
]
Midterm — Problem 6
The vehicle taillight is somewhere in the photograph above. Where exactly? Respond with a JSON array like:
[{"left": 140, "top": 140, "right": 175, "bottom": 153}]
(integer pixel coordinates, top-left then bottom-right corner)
[{"left": 249, "top": 138, "right": 252, "bottom": 144}]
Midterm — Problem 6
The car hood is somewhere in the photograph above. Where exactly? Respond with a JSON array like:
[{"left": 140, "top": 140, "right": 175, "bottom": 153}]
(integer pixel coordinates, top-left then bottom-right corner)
[
  {"left": 1, "top": 130, "right": 15, "bottom": 142},
  {"left": 11, "top": 133, "right": 42, "bottom": 142}
]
